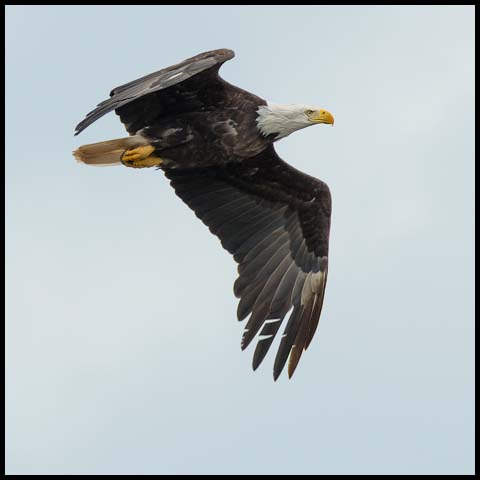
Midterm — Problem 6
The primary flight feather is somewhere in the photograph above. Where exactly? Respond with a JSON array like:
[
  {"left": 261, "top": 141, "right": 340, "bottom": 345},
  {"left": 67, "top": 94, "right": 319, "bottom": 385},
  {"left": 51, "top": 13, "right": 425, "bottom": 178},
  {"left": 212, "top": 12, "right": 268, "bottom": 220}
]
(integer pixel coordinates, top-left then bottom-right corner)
[{"left": 74, "top": 48, "right": 334, "bottom": 380}]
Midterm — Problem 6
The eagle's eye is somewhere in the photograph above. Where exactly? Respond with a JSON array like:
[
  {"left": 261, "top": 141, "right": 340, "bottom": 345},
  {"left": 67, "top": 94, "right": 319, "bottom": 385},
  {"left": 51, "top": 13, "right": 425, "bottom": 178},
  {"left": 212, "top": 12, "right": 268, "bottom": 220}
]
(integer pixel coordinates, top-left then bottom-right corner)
[{"left": 305, "top": 109, "right": 315, "bottom": 116}]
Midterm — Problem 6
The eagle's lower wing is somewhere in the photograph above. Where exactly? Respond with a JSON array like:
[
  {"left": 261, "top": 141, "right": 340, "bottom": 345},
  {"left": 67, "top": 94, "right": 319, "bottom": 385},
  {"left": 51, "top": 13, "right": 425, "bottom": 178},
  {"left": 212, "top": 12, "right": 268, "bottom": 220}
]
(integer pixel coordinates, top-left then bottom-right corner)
[
  {"left": 74, "top": 49, "right": 235, "bottom": 135},
  {"left": 164, "top": 146, "right": 332, "bottom": 379}
]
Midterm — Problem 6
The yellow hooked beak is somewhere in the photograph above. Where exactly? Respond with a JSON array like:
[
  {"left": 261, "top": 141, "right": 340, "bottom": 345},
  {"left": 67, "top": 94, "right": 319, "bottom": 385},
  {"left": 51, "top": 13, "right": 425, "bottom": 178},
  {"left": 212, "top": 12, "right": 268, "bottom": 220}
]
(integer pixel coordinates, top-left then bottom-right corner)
[{"left": 310, "top": 109, "right": 334, "bottom": 126}]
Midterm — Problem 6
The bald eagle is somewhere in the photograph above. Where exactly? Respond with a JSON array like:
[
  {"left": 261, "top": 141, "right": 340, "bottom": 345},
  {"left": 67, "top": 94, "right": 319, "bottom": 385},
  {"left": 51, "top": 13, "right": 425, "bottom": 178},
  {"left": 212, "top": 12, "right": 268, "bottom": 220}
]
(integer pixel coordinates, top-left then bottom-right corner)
[{"left": 74, "top": 49, "right": 334, "bottom": 380}]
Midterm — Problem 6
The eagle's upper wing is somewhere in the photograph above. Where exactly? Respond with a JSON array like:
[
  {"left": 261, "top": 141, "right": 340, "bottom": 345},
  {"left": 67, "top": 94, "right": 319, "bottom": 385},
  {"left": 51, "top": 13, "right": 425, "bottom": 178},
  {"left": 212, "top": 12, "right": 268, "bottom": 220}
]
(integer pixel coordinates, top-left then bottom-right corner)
[
  {"left": 164, "top": 145, "right": 331, "bottom": 380},
  {"left": 74, "top": 48, "right": 236, "bottom": 135}
]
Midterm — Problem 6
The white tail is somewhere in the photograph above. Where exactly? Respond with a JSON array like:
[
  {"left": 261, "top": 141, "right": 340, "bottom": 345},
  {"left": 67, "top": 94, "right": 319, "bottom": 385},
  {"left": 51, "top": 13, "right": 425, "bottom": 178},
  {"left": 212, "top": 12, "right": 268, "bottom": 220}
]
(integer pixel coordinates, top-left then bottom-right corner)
[{"left": 73, "top": 135, "right": 150, "bottom": 166}]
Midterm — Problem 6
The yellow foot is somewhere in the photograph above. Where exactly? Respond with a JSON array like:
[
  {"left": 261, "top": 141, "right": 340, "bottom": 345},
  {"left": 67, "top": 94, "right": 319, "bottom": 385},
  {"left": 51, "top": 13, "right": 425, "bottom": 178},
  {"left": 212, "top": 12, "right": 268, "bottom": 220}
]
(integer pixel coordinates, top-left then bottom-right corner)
[{"left": 121, "top": 145, "right": 163, "bottom": 168}]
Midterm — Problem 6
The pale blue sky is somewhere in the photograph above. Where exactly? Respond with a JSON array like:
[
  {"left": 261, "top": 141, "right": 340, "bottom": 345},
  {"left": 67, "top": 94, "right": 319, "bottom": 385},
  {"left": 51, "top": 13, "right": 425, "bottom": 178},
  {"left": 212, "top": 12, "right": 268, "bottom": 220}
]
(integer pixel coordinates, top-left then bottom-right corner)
[{"left": 6, "top": 5, "right": 474, "bottom": 475}]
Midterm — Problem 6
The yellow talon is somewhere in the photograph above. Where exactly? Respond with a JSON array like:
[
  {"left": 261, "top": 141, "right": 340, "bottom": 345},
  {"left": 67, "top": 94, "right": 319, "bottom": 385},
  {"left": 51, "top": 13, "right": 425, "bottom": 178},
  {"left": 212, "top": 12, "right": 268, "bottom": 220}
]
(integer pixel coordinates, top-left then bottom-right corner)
[
  {"left": 121, "top": 145, "right": 163, "bottom": 168},
  {"left": 129, "top": 155, "right": 163, "bottom": 168}
]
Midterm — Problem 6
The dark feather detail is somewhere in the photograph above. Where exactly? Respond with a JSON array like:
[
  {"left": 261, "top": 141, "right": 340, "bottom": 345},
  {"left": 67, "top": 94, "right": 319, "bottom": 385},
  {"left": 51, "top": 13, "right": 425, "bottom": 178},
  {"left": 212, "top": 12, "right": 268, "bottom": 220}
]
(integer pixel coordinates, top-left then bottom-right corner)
[
  {"left": 305, "top": 272, "right": 328, "bottom": 349},
  {"left": 252, "top": 319, "right": 284, "bottom": 370},
  {"left": 74, "top": 49, "right": 235, "bottom": 135},
  {"left": 287, "top": 294, "right": 315, "bottom": 378},
  {"left": 164, "top": 146, "right": 331, "bottom": 379},
  {"left": 273, "top": 305, "right": 305, "bottom": 381}
]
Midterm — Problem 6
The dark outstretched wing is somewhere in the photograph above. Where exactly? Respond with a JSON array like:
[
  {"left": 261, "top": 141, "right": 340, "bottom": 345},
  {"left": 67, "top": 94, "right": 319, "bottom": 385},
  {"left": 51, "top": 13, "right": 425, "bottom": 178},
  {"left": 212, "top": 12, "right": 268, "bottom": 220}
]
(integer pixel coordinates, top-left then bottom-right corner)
[
  {"left": 164, "top": 146, "right": 331, "bottom": 380},
  {"left": 74, "top": 48, "right": 237, "bottom": 135}
]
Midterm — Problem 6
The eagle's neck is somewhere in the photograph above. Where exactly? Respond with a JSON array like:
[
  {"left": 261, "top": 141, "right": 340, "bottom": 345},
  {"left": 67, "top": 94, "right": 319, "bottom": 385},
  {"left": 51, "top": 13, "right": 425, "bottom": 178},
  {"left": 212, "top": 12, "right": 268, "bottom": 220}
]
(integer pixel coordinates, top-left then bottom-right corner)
[{"left": 256, "top": 103, "right": 310, "bottom": 140}]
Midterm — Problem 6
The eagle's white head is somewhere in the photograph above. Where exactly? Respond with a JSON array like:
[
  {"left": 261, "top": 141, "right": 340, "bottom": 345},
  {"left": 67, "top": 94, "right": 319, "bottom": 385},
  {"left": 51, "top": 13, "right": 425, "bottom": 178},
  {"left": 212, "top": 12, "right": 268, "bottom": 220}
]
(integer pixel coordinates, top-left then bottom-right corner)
[{"left": 256, "top": 103, "right": 334, "bottom": 140}]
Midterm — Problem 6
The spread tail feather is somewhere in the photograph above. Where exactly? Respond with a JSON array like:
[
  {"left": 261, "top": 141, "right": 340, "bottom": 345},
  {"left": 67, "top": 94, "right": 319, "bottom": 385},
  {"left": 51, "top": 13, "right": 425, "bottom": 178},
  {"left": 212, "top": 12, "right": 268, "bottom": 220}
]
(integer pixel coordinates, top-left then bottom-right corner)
[{"left": 73, "top": 135, "right": 150, "bottom": 166}]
